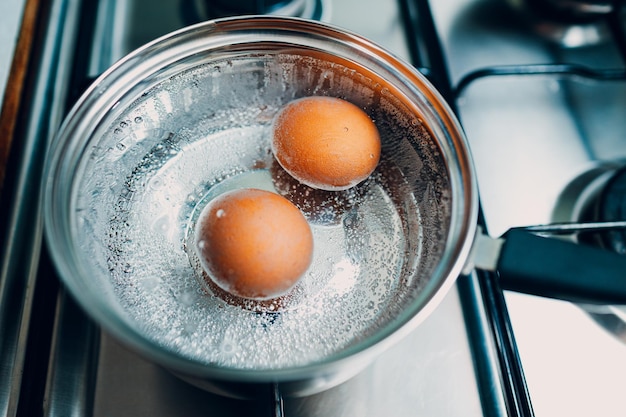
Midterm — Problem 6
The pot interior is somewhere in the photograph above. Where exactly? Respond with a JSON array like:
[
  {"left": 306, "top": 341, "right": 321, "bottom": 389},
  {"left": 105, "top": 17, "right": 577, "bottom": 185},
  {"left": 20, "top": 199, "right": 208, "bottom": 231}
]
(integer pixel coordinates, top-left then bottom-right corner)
[{"left": 46, "top": 18, "right": 470, "bottom": 378}]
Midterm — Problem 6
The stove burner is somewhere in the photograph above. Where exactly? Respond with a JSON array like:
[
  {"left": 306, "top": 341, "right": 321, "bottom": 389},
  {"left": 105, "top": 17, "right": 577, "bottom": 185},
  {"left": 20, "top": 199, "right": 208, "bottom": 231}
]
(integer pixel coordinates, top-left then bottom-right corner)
[
  {"left": 191, "top": 0, "right": 327, "bottom": 20},
  {"left": 551, "top": 161, "right": 626, "bottom": 251},
  {"left": 506, "top": 0, "right": 618, "bottom": 46},
  {"left": 551, "top": 162, "right": 626, "bottom": 342},
  {"left": 596, "top": 166, "right": 626, "bottom": 254},
  {"left": 518, "top": 0, "right": 616, "bottom": 24}
]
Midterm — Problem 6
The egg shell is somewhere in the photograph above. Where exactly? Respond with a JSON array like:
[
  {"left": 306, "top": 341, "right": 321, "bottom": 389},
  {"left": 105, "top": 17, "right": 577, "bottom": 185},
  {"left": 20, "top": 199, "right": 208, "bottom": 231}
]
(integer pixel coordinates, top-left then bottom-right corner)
[
  {"left": 271, "top": 96, "right": 381, "bottom": 191},
  {"left": 195, "top": 188, "right": 314, "bottom": 300}
]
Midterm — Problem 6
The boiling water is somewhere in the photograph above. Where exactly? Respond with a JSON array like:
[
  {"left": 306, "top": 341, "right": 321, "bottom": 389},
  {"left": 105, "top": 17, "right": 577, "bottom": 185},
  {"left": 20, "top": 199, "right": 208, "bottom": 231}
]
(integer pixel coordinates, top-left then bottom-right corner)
[
  {"left": 91, "top": 121, "right": 422, "bottom": 370},
  {"left": 71, "top": 55, "right": 448, "bottom": 370}
]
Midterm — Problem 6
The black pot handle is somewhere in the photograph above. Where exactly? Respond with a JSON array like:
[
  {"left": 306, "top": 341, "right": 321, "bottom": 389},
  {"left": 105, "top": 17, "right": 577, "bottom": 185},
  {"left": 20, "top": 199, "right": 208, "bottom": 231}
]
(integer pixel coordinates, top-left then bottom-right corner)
[{"left": 470, "top": 228, "right": 626, "bottom": 304}]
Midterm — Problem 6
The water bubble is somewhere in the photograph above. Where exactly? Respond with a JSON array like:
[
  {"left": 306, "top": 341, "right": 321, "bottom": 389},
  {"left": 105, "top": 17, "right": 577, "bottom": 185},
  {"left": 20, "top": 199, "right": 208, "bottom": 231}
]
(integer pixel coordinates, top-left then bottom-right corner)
[
  {"left": 152, "top": 215, "right": 169, "bottom": 234},
  {"left": 179, "top": 291, "right": 196, "bottom": 306},
  {"left": 149, "top": 178, "right": 165, "bottom": 190},
  {"left": 140, "top": 277, "right": 160, "bottom": 291},
  {"left": 134, "top": 116, "right": 143, "bottom": 123},
  {"left": 182, "top": 320, "right": 198, "bottom": 334}
]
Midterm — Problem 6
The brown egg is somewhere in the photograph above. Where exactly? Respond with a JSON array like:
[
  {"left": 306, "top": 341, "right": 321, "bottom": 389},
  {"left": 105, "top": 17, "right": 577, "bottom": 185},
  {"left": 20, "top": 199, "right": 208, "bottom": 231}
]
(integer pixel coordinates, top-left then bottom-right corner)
[
  {"left": 194, "top": 188, "right": 314, "bottom": 300},
  {"left": 271, "top": 96, "right": 381, "bottom": 191}
]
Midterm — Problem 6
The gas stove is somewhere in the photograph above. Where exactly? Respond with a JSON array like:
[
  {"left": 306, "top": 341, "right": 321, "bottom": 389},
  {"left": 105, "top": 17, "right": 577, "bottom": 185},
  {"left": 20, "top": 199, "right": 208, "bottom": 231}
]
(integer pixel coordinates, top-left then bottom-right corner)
[{"left": 1, "top": 0, "right": 625, "bottom": 416}]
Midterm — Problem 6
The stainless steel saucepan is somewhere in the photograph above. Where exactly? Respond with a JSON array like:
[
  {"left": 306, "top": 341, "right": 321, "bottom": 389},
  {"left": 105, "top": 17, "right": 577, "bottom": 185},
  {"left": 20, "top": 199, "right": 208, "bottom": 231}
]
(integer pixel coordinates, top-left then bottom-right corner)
[{"left": 43, "top": 16, "right": 626, "bottom": 398}]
